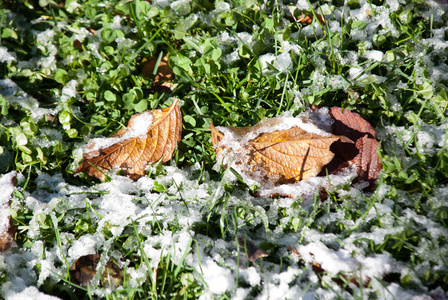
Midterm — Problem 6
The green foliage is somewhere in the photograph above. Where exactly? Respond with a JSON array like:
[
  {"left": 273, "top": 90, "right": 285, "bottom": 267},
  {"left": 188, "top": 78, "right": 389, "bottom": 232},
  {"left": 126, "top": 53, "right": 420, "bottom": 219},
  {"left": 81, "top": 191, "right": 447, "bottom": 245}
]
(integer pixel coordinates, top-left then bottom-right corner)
[{"left": 1, "top": 0, "right": 448, "bottom": 298}]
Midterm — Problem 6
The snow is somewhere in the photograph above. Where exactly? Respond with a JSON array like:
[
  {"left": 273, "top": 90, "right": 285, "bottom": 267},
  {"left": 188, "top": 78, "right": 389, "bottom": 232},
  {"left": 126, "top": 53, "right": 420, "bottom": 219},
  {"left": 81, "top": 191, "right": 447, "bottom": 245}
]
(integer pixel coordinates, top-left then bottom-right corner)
[
  {"left": 5, "top": 286, "right": 61, "bottom": 300},
  {"left": 197, "top": 257, "right": 235, "bottom": 295},
  {"left": 0, "top": 47, "right": 16, "bottom": 63},
  {"left": 364, "top": 50, "right": 384, "bottom": 62},
  {"left": 81, "top": 111, "right": 153, "bottom": 159},
  {"left": 0, "top": 79, "right": 59, "bottom": 122},
  {"left": 0, "top": 172, "right": 16, "bottom": 248},
  {"left": 60, "top": 80, "right": 78, "bottom": 103},
  {"left": 1, "top": 157, "right": 446, "bottom": 299},
  {"left": 2, "top": 0, "right": 448, "bottom": 299}
]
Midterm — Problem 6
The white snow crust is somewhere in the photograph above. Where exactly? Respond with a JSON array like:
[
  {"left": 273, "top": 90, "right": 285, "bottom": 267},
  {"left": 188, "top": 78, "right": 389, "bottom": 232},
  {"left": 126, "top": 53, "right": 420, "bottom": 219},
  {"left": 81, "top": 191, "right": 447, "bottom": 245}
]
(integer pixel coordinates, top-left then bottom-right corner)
[
  {"left": 81, "top": 112, "right": 153, "bottom": 159},
  {"left": 0, "top": 172, "right": 16, "bottom": 248},
  {"left": 2, "top": 0, "right": 448, "bottom": 299}
]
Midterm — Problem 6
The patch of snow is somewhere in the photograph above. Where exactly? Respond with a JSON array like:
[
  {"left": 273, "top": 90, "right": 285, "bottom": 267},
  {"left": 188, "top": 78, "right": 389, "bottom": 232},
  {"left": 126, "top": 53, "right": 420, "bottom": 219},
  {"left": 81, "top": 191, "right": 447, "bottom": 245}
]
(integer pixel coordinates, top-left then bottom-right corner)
[
  {"left": 60, "top": 79, "right": 78, "bottom": 103},
  {"left": 0, "top": 79, "right": 58, "bottom": 122},
  {"left": 0, "top": 47, "right": 16, "bottom": 63},
  {"left": 0, "top": 172, "right": 16, "bottom": 247},
  {"left": 197, "top": 257, "right": 235, "bottom": 295},
  {"left": 4, "top": 286, "right": 61, "bottom": 300},
  {"left": 365, "top": 50, "right": 384, "bottom": 61},
  {"left": 81, "top": 111, "right": 153, "bottom": 159}
]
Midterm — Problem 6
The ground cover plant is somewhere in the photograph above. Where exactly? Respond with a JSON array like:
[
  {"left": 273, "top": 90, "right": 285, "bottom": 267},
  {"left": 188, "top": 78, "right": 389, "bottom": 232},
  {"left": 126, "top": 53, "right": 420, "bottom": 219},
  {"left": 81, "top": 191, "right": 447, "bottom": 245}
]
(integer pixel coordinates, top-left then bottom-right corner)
[{"left": 1, "top": 0, "right": 448, "bottom": 298}]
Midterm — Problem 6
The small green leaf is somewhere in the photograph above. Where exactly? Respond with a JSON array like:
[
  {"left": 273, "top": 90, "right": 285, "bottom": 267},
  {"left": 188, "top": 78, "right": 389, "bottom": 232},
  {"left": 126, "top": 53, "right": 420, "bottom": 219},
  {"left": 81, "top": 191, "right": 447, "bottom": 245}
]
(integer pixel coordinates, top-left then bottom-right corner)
[
  {"left": 351, "top": 20, "right": 367, "bottom": 30},
  {"left": 265, "top": 18, "right": 274, "bottom": 30},
  {"left": 184, "top": 115, "right": 196, "bottom": 127},
  {"left": 66, "top": 128, "right": 78, "bottom": 138},
  {"left": 59, "top": 111, "right": 71, "bottom": 125},
  {"left": 212, "top": 48, "right": 222, "bottom": 61},
  {"left": 2, "top": 28, "right": 18, "bottom": 40},
  {"left": 16, "top": 133, "right": 28, "bottom": 146},
  {"left": 104, "top": 90, "right": 117, "bottom": 102},
  {"left": 153, "top": 181, "right": 167, "bottom": 193},
  {"left": 239, "top": 44, "right": 251, "bottom": 58},
  {"left": 18, "top": 145, "right": 32, "bottom": 155},
  {"left": 373, "top": 34, "right": 387, "bottom": 47},
  {"left": 133, "top": 100, "right": 148, "bottom": 112},
  {"left": 174, "top": 23, "right": 187, "bottom": 40},
  {"left": 55, "top": 69, "right": 69, "bottom": 84},
  {"left": 101, "top": 28, "right": 117, "bottom": 43}
]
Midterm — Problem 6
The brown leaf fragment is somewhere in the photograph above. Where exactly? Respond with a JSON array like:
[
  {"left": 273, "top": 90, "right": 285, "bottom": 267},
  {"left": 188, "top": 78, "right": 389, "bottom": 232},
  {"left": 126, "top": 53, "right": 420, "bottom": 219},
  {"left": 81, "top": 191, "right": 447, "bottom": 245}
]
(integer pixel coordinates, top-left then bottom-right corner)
[
  {"left": 142, "top": 55, "right": 174, "bottom": 92},
  {"left": 209, "top": 122, "right": 224, "bottom": 148},
  {"left": 73, "top": 39, "right": 83, "bottom": 51},
  {"left": 327, "top": 107, "right": 381, "bottom": 186},
  {"left": 75, "top": 99, "right": 182, "bottom": 181},
  {"left": 330, "top": 107, "right": 376, "bottom": 139},
  {"left": 238, "top": 237, "right": 269, "bottom": 263},
  {"left": 211, "top": 117, "right": 353, "bottom": 186},
  {"left": 69, "top": 254, "right": 124, "bottom": 287},
  {"left": 297, "top": 13, "right": 325, "bottom": 25},
  {"left": 286, "top": 7, "right": 326, "bottom": 25},
  {"left": 0, "top": 172, "right": 17, "bottom": 252}
]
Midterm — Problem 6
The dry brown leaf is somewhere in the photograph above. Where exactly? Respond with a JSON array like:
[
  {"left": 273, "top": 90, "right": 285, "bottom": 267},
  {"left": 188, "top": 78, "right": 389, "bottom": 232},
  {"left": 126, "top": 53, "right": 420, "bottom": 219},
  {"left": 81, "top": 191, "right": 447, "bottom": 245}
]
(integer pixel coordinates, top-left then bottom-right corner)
[
  {"left": 297, "top": 13, "right": 326, "bottom": 25},
  {"left": 73, "top": 39, "right": 83, "bottom": 51},
  {"left": 286, "top": 7, "right": 326, "bottom": 25},
  {"left": 238, "top": 236, "right": 269, "bottom": 263},
  {"left": 210, "top": 118, "right": 352, "bottom": 186},
  {"left": 142, "top": 55, "right": 174, "bottom": 91},
  {"left": 75, "top": 99, "right": 182, "bottom": 180},
  {"left": 326, "top": 107, "right": 381, "bottom": 187},
  {"left": 69, "top": 254, "right": 124, "bottom": 287},
  {"left": 0, "top": 172, "right": 17, "bottom": 252}
]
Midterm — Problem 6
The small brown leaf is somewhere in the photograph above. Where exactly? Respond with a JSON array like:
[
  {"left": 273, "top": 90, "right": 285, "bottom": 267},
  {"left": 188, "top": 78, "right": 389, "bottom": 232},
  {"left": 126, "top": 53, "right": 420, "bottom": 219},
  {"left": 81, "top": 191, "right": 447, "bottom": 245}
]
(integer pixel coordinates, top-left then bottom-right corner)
[
  {"left": 142, "top": 55, "right": 174, "bottom": 91},
  {"left": 327, "top": 107, "right": 381, "bottom": 186},
  {"left": 210, "top": 117, "right": 352, "bottom": 186},
  {"left": 238, "top": 237, "right": 269, "bottom": 263},
  {"left": 69, "top": 254, "right": 123, "bottom": 287},
  {"left": 286, "top": 7, "right": 326, "bottom": 25},
  {"left": 73, "top": 39, "right": 83, "bottom": 51},
  {"left": 0, "top": 172, "right": 17, "bottom": 252},
  {"left": 210, "top": 123, "right": 224, "bottom": 147},
  {"left": 297, "top": 13, "right": 325, "bottom": 25},
  {"left": 75, "top": 99, "right": 182, "bottom": 180}
]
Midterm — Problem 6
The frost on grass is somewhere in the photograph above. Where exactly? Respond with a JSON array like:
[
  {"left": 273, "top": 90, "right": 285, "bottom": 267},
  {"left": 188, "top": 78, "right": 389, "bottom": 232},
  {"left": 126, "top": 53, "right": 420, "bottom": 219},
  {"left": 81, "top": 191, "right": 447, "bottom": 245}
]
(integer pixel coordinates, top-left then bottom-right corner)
[
  {"left": 2, "top": 0, "right": 448, "bottom": 298},
  {"left": 0, "top": 79, "right": 58, "bottom": 122},
  {"left": 4, "top": 160, "right": 447, "bottom": 299},
  {"left": 0, "top": 172, "right": 16, "bottom": 251}
]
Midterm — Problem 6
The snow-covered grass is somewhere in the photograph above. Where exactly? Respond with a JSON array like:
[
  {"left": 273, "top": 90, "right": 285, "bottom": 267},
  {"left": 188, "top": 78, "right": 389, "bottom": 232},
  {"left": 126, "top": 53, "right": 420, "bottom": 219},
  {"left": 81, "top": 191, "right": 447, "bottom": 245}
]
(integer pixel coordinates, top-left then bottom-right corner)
[{"left": 1, "top": 0, "right": 448, "bottom": 299}]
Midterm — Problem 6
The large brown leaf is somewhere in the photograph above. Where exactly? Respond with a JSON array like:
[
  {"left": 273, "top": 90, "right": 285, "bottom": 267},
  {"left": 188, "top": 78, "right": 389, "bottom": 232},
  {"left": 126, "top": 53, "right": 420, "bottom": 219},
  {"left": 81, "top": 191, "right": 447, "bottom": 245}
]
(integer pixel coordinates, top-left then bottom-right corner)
[
  {"left": 210, "top": 117, "right": 352, "bottom": 186},
  {"left": 75, "top": 99, "right": 182, "bottom": 180},
  {"left": 320, "top": 107, "right": 381, "bottom": 188}
]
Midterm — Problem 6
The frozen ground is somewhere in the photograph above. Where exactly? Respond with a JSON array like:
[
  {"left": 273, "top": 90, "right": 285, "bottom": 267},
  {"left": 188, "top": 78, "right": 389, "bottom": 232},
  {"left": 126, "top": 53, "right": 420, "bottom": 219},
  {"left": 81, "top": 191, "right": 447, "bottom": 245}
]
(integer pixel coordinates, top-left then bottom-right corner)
[
  {"left": 1, "top": 164, "right": 448, "bottom": 299},
  {"left": 1, "top": 0, "right": 448, "bottom": 299}
]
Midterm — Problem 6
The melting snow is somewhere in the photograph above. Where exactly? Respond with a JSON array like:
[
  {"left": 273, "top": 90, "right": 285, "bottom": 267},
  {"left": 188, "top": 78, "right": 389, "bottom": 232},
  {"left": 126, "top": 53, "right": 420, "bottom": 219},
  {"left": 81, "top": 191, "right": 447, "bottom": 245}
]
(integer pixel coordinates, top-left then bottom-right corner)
[
  {"left": 2, "top": 0, "right": 448, "bottom": 299},
  {"left": 80, "top": 112, "right": 153, "bottom": 159}
]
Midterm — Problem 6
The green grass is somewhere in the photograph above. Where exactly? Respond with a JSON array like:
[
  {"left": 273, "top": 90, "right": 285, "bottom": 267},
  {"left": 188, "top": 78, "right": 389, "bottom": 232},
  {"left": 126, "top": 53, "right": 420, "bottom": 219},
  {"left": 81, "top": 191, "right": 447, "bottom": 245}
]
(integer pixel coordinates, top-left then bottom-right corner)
[{"left": 1, "top": 0, "right": 448, "bottom": 299}]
